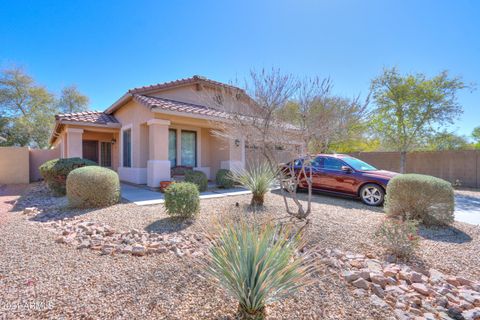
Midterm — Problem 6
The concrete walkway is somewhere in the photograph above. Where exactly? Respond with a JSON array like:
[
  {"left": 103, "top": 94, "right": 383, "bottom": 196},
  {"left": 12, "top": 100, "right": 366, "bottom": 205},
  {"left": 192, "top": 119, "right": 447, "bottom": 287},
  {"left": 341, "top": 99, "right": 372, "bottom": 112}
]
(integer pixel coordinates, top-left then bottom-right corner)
[
  {"left": 121, "top": 183, "right": 251, "bottom": 206},
  {"left": 455, "top": 194, "right": 480, "bottom": 225}
]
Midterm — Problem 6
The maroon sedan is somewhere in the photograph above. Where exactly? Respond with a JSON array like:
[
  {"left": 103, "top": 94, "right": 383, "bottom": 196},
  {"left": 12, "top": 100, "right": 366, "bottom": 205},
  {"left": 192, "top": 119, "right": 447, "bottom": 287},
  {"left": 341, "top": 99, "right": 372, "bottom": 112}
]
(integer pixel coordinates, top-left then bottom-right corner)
[{"left": 287, "top": 154, "right": 398, "bottom": 206}]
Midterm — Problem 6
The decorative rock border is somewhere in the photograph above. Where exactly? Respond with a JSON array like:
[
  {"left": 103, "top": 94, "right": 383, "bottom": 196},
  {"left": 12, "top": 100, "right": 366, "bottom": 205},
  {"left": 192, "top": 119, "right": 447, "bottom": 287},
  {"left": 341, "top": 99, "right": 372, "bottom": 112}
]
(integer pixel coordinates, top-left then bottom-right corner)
[
  {"left": 41, "top": 216, "right": 208, "bottom": 257},
  {"left": 314, "top": 248, "right": 480, "bottom": 320}
]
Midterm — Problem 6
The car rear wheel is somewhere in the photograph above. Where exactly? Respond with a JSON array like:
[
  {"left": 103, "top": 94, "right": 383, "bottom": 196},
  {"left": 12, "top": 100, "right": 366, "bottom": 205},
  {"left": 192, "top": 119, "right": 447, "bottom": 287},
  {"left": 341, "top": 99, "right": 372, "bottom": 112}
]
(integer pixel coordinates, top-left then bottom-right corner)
[{"left": 360, "top": 184, "right": 385, "bottom": 206}]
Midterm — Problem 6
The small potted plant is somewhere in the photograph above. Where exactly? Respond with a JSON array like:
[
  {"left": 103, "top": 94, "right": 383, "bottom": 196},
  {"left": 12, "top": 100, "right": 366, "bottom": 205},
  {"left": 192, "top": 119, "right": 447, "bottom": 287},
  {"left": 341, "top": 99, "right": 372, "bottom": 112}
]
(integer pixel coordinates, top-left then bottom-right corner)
[{"left": 160, "top": 180, "right": 174, "bottom": 192}]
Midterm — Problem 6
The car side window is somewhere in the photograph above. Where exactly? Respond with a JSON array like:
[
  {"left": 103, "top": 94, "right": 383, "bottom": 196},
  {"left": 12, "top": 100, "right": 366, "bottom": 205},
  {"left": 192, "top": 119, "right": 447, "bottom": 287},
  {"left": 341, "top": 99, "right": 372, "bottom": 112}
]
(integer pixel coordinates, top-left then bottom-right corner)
[
  {"left": 310, "top": 157, "right": 323, "bottom": 169},
  {"left": 322, "top": 157, "right": 344, "bottom": 171},
  {"left": 294, "top": 159, "right": 303, "bottom": 167}
]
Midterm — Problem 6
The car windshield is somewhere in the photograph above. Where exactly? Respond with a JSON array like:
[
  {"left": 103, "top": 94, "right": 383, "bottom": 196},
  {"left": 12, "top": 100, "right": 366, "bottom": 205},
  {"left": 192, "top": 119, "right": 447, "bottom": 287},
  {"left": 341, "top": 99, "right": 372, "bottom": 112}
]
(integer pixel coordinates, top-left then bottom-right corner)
[{"left": 342, "top": 157, "right": 377, "bottom": 171}]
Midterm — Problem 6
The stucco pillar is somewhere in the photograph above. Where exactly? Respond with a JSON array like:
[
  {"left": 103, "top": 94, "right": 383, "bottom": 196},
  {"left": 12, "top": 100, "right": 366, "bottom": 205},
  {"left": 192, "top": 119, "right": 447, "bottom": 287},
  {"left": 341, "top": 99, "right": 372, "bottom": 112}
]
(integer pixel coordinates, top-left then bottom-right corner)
[
  {"left": 66, "top": 128, "right": 83, "bottom": 158},
  {"left": 221, "top": 137, "right": 245, "bottom": 171},
  {"left": 147, "top": 119, "right": 171, "bottom": 187}
]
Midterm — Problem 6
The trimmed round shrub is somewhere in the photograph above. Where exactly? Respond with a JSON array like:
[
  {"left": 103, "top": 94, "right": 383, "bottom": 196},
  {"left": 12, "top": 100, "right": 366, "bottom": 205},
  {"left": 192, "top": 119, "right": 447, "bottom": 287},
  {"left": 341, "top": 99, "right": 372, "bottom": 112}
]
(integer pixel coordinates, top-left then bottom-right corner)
[
  {"left": 66, "top": 166, "right": 120, "bottom": 208},
  {"left": 385, "top": 174, "right": 454, "bottom": 226},
  {"left": 164, "top": 182, "right": 200, "bottom": 218},
  {"left": 215, "top": 169, "right": 235, "bottom": 189},
  {"left": 185, "top": 170, "right": 208, "bottom": 192},
  {"left": 39, "top": 157, "right": 98, "bottom": 196}
]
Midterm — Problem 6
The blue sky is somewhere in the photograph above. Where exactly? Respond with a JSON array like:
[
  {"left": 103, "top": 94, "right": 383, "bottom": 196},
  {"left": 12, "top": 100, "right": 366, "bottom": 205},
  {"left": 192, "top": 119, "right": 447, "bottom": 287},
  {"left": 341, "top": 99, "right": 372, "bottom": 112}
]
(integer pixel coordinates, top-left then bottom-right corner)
[{"left": 1, "top": 0, "right": 479, "bottom": 136}]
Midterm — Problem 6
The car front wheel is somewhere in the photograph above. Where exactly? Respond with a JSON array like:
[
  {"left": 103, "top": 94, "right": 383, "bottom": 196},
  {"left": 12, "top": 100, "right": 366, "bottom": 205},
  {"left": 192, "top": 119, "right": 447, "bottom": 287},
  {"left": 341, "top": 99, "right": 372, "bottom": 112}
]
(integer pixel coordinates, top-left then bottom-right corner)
[{"left": 360, "top": 184, "right": 385, "bottom": 206}]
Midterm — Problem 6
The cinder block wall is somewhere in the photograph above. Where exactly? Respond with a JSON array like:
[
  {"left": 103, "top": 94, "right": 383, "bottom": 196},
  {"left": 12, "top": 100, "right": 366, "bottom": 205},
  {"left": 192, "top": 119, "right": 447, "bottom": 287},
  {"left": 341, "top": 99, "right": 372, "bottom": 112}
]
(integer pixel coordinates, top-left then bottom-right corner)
[{"left": 349, "top": 150, "right": 480, "bottom": 188}]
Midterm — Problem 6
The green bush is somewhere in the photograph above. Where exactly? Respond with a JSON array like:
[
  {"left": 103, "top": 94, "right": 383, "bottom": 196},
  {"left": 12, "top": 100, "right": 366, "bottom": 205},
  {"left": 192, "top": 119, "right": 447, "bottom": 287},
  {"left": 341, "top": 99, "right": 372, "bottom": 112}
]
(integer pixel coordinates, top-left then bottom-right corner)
[
  {"left": 207, "top": 220, "right": 313, "bottom": 319},
  {"left": 375, "top": 218, "right": 420, "bottom": 260},
  {"left": 385, "top": 174, "right": 454, "bottom": 226},
  {"left": 39, "top": 157, "right": 98, "bottom": 196},
  {"left": 185, "top": 170, "right": 208, "bottom": 192},
  {"left": 215, "top": 169, "right": 235, "bottom": 189},
  {"left": 66, "top": 166, "right": 120, "bottom": 208},
  {"left": 164, "top": 182, "right": 200, "bottom": 218},
  {"left": 231, "top": 162, "right": 278, "bottom": 207}
]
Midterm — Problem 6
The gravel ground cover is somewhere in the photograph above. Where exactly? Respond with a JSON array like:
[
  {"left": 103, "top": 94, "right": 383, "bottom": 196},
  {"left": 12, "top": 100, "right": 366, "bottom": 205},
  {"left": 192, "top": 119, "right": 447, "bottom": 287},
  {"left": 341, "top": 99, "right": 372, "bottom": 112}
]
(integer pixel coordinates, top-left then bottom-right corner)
[{"left": 1, "top": 183, "right": 479, "bottom": 319}]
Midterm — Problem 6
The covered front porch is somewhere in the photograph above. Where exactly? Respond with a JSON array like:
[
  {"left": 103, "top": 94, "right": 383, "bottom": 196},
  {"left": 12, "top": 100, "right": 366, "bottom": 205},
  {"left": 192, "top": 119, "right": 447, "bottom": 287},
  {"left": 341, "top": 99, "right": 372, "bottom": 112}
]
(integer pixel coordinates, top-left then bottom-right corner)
[
  {"left": 117, "top": 117, "right": 246, "bottom": 188},
  {"left": 59, "top": 127, "right": 120, "bottom": 170}
]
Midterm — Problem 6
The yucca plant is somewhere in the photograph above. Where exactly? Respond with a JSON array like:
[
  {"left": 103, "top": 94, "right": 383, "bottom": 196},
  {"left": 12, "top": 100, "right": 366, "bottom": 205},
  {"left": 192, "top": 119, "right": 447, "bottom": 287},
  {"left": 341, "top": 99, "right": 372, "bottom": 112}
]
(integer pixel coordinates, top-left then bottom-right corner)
[
  {"left": 206, "top": 220, "right": 314, "bottom": 320},
  {"left": 231, "top": 162, "right": 278, "bottom": 207}
]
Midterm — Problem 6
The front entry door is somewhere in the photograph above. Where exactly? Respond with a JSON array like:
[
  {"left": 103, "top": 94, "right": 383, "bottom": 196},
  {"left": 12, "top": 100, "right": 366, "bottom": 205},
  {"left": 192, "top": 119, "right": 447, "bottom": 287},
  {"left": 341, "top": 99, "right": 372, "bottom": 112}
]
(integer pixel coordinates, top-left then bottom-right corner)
[{"left": 82, "top": 140, "right": 98, "bottom": 163}]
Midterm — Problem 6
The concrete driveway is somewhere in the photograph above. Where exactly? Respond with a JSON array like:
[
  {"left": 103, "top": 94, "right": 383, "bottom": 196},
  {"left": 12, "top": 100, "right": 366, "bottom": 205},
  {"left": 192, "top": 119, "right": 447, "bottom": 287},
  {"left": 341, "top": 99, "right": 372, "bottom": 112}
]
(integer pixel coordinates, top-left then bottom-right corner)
[{"left": 455, "top": 191, "right": 480, "bottom": 225}]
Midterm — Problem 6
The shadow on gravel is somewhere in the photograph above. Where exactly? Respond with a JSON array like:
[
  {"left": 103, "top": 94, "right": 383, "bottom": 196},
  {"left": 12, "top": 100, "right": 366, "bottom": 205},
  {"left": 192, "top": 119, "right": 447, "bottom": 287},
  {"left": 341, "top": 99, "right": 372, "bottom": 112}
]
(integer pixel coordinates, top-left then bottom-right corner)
[
  {"left": 270, "top": 189, "right": 384, "bottom": 213},
  {"left": 145, "top": 217, "right": 193, "bottom": 234},
  {"left": 418, "top": 225, "right": 472, "bottom": 244},
  {"left": 10, "top": 182, "right": 99, "bottom": 222}
]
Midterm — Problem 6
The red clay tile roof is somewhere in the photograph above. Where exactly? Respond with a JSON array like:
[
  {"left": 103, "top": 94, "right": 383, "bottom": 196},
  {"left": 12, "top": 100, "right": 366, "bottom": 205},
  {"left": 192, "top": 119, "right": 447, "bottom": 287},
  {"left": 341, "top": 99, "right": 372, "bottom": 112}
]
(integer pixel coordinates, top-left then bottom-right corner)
[
  {"left": 128, "top": 75, "right": 244, "bottom": 95},
  {"left": 134, "top": 95, "right": 228, "bottom": 118},
  {"left": 55, "top": 111, "right": 119, "bottom": 125}
]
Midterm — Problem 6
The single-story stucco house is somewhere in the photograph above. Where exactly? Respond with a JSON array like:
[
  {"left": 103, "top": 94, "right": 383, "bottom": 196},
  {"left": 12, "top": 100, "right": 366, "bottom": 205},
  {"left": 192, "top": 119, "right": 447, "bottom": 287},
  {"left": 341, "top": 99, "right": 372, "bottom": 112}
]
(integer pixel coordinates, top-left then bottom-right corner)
[{"left": 50, "top": 75, "right": 282, "bottom": 188}]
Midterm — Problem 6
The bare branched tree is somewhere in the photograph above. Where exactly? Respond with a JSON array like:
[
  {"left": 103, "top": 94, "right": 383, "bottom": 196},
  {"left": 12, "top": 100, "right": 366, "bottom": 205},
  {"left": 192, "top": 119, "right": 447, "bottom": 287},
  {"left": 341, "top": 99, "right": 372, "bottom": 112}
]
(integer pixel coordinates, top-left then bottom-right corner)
[
  {"left": 197, "top": 69, "right": 368, "bottom": 221},
  {"left": 278, "top": 77, "right": 332, "bottom": 219}
]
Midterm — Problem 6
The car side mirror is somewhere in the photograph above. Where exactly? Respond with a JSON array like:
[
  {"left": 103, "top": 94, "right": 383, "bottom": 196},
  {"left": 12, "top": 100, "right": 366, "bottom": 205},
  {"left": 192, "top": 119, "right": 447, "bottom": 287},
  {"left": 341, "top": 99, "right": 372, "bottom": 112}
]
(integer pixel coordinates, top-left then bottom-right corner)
[{"left": 341, "top": 166, "right": 352, "bottom": 173}]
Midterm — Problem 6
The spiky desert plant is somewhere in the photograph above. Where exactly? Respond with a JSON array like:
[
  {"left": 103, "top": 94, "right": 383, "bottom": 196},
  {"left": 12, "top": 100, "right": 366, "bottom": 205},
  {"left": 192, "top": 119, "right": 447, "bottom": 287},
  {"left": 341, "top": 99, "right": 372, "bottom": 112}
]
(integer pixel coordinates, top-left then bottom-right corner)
[
  {"left": 206, "top": 220, "right": 314, "bottom": 320},
  {"left": 231, "top": 162, "right": 277, "bottom": 207}
]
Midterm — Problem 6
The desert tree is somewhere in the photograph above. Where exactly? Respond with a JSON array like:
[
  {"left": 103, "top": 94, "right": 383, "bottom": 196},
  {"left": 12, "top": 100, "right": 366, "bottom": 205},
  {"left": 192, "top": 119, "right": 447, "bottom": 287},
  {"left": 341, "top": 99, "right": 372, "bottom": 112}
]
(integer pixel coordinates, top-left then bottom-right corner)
[
  {"left": 277, "top": 78, "right": 368, "bottom": 219},
  {"left": 424, "top": 131, "right": 470, "bottom": 151},
  {"left": 0, "top": 67, "right": 56, "bottom": 148},
  {"left": 204, "top": 69, "right": 366, "bottom": 220},
  {"left": 472, "top": 126, "right": 480, "bottom": 149},
  {"left": 57, "top": 85, "right": 89, "bottom": 114},
  {"left": 200, "top": 69, "right": 305, "bottom": 213},
  {"left": 0, "top": 66, "right": 90, "bottom": 148},
  {"left": 369, "top": 68, "right": 468, "bottom": 173}
]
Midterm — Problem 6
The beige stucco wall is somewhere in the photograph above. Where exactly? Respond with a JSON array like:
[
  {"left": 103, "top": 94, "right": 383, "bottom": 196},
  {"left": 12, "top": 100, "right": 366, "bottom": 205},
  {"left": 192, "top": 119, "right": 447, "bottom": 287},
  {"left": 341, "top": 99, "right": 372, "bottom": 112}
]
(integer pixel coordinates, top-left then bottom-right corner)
[
  {"left": 114, "top": 100, "right": 155, "bottom": 168},
  {"left": 209, "top": 134, "right": 230, "bottom": 176},
  {"left": 29, "top": 148, "right": 61, "bottom": 181},
  {"left": 152, "top": 84, "right": 254, "bottom": 115},
  {"left": 0, "top": 147, "right": 30, "bottom": 184}
]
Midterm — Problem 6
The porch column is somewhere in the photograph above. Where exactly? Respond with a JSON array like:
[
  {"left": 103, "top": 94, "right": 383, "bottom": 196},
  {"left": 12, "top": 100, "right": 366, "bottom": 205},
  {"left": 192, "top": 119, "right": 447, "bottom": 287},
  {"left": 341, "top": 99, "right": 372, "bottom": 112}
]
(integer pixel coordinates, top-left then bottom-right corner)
[
  {"left": 147, "top": 119, "right": 171, "bottom": 188},
  {"left": 66, "top": 128, "right": 83, "bottom": 158}
]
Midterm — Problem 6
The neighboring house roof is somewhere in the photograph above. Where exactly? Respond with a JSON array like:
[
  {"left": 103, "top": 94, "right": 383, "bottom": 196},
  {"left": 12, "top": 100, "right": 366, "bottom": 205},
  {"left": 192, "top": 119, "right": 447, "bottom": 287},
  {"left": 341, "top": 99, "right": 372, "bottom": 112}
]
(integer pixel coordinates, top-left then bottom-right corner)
[
  {"left": 55, "top": 111, "right": 119, "bottom": 125},
  {"left": 134, "top": 95, "right": 228, "bottom": 118}
]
